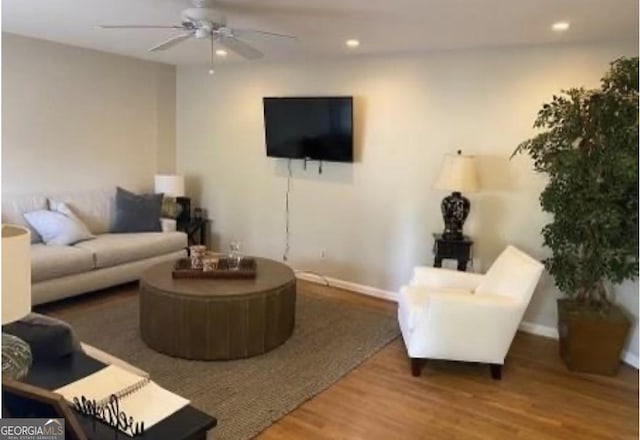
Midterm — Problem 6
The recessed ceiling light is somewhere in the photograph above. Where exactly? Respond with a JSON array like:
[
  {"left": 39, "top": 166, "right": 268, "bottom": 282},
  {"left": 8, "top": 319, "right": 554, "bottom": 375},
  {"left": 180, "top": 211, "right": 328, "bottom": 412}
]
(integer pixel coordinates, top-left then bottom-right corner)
[
  {"left": 552, "top": 21, "right": 570, "bottom": 32},
  {"left": 346, "top": 39, "right": 360, "bottom": 48},
  {"left": 215, "top": 49, "right": 228, "bottom": 57}
]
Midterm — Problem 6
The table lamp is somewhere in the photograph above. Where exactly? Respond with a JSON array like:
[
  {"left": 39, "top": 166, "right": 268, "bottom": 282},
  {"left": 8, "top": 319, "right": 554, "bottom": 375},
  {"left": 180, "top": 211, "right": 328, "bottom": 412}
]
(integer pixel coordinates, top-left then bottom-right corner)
[
  {"left": 434, "top": 150, "right": 479, "bottom": 240},
  {"left": 2, "top": 224, "right": 33, "bottom": 380},
  {"left": 154, "top": 174, "right": 189, "bottom": 222},
  {"left": 154, "top": 174, "right": 185, "bottom": 198}
]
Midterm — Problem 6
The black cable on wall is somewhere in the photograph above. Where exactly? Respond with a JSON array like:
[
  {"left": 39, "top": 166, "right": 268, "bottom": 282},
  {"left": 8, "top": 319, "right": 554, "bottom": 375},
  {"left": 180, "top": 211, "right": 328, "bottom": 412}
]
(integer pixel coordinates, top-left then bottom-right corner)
[{"left": 283, "top": 159, "right": 292, "bottom": 261}]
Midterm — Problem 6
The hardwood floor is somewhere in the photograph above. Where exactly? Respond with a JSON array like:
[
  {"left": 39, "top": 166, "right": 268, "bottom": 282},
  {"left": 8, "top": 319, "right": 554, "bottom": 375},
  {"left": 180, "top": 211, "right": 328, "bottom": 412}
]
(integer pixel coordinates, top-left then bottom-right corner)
[{"left": 39, "top": 280, "right": 639, "bottom": 440}]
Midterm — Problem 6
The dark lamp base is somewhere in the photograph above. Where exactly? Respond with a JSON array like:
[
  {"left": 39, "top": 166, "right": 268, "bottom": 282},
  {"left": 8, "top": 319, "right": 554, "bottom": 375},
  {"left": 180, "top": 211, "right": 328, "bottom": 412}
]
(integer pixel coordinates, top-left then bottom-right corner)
[{"left": 440, "top": 191, "right": 470, "bottom": 240}]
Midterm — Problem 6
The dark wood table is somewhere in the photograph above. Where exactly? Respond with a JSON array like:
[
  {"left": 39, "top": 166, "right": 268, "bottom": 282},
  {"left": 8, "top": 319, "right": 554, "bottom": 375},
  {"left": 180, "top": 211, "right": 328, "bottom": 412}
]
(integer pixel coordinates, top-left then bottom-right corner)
[
  {"left": 178, "top": 218, "right": 209, "bottom": 246},
  {"left": 140, "top": 257, "right": 296, "bottom": 360},
  {"left": 432, "top": 233, "right": 473, "bottom": 271},
  {"left": 21, "top": 352, "right": 216, "bottom": 440}
]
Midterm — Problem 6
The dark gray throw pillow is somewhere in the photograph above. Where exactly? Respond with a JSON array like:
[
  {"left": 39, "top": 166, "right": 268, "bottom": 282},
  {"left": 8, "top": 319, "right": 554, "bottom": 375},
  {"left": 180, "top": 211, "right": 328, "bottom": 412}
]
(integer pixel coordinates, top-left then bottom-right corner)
[
  {"left": 3, "top": 313, "right": 84, "bottom": 362},
  {"left": 112, "top": 187, "right": 163, "bottom": 233}
]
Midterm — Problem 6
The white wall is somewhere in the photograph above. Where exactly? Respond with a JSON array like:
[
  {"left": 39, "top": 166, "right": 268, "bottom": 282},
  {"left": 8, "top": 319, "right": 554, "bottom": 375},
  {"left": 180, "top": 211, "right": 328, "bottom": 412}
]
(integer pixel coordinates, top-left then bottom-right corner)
[
  {"left": 177, "top": 42, "right": 638, "bottom": 359},
  {"left": 2, "top": 33, "right": 176, "bottom": 195}
]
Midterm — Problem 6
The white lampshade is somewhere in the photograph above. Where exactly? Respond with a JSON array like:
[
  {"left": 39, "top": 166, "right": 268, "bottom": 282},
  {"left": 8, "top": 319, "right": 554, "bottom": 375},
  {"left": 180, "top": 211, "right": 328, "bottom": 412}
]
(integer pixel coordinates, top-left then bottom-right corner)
[
  {"left": 154, "top": 174, "right": 185, "bottom": 197},
  {"left": 2, "top": 224, "right": 31, "bottom": 324},
  {"left": 434, "top": 152, "right": 479, "bottom": 193}
]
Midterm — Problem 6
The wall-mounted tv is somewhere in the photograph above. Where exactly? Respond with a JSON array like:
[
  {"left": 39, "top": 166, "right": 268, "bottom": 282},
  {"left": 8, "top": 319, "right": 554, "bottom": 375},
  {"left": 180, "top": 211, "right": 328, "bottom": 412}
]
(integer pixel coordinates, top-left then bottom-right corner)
[{"left": 263, "top": 96, "right": 353, "bottom": 162}]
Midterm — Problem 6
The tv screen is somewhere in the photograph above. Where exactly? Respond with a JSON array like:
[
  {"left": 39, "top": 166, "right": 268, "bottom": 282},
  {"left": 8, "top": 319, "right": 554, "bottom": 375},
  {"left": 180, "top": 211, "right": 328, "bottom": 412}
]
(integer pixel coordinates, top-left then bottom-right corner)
[{"left": 263, "top": 97, "right": 353, "bottom": 162}]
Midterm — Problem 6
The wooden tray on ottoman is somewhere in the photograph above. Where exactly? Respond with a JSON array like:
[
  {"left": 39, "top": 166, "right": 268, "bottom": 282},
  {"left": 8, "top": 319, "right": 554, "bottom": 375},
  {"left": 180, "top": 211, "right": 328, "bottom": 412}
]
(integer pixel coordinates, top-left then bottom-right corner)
[{"left": 172, "top": 257, "right": 257, "bottom": 279}]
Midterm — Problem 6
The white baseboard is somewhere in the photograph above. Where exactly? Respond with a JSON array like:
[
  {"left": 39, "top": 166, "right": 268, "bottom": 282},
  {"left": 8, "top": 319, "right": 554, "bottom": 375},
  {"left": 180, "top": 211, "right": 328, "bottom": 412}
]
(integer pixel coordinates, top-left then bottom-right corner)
[
  {"left": 518, "top": 321, "right": 559, "bottom": 339},
  {"left": 295, "top": 270, "right": 639, "bottom": 370},
  {"left": 295, "top": 271, "right": 397, "bottom": 302},
  {"left": 622, "top": 352, "right": 640, "bottom": 369}
]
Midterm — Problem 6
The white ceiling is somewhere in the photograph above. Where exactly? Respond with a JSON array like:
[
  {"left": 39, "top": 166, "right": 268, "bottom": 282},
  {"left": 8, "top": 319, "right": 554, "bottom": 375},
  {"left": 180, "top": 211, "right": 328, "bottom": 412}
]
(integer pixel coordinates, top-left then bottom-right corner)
[{"left": 2, "top": 0, "right": 638, "bottom": 65}]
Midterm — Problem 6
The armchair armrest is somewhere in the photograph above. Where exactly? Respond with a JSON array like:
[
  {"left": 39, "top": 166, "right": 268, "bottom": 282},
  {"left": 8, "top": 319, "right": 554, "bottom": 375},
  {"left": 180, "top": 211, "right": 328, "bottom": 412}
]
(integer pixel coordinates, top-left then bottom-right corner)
[
  {"left": 400, "top": 287, "right": 525, "bottom": 363},
  {"left": 410, "top": 266, "right": 484, "bottom": 290}
]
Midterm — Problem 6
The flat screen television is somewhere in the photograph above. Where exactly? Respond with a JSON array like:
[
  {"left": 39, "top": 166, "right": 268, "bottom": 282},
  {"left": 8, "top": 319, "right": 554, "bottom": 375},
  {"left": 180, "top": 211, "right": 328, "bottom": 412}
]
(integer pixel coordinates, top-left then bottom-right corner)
[{"left": 263, "top": 96, "right": 354, "bottom": 162}]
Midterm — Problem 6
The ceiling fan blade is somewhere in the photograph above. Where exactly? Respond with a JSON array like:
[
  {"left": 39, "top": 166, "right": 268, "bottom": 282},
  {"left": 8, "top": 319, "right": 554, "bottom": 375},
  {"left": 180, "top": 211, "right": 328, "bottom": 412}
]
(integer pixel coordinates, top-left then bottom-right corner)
[
  {"left": 233, "top": 28, "right": 298, "bottom": 40},
  {"left": 148, "top": 32, "right": 194, "bottom": 52},
  {"left": 100, "top": 25, "right": 185, "bottom": 29},
  {"left": 218, "top": 36, "right": 263, "bottom": 60}
]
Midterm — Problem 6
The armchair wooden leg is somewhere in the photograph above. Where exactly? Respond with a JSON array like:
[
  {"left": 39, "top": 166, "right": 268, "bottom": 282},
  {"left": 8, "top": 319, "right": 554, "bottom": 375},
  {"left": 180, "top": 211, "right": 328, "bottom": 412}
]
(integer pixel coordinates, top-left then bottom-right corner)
[
  {"left": 410, "top": 358, "right": 426, "bottom": 377},
  {"left": 490, "top": 364, "right": 502, "bottom": 380}
]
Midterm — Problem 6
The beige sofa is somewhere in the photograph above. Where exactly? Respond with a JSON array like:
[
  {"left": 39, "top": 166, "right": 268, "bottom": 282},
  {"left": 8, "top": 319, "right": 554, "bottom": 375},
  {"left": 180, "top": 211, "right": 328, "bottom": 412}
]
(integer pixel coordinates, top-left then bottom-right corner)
[{"left": 2, "top": 189, "right": 187, "bottom": 305}]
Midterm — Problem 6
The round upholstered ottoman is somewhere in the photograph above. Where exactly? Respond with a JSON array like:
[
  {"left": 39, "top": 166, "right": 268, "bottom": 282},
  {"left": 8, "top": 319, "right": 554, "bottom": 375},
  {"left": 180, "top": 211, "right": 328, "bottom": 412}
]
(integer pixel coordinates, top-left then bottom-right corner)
[{"left": 139, "top": 257, "right": 296, "bottom": 360}]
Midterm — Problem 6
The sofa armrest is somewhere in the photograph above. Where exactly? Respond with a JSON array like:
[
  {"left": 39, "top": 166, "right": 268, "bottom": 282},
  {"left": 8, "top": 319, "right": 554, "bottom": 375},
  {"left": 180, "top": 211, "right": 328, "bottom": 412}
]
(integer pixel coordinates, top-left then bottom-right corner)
[
  {"left": 160, "top": 218, "right": 177, "bottom": 233},
  {"left": 410, "top": 266, "right": 484, "bottom": 290},
  {"left": 81, "top": 343, "right": 150, "bottom": 378}
]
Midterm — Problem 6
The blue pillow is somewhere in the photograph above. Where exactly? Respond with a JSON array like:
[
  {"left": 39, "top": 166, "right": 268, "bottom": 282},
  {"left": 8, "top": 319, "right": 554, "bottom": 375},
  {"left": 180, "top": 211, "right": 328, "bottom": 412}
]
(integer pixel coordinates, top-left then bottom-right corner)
[{"left": 112, "top": 187, "right": 163, "bottom": 233}]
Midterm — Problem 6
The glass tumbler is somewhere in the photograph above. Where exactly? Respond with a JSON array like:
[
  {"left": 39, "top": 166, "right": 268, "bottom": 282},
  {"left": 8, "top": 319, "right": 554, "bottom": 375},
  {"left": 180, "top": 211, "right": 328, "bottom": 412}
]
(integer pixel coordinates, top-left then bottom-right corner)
[{"left": 228, "top": 241, "right": 242, "bottom": 270}]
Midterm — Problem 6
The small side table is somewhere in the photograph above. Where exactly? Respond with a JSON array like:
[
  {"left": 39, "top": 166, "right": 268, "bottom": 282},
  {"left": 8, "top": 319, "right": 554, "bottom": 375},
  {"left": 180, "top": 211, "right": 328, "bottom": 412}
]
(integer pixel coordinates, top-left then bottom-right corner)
[
  {"left": 178, "top": 218, "right": 208, "bottom": 246},
  {"left": 432, "top": 233, "right": 473, "bottom": 271}
]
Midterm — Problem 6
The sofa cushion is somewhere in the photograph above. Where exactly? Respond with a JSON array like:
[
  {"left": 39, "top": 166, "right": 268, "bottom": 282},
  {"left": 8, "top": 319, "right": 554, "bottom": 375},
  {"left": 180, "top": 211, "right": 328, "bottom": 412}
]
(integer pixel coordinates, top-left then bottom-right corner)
[
  {"left": 2, "top": 194, "right": 48, "bottom": 243},
  {"left": 31, "top": 244, "right": 95, "bottom": 283},
  {"left": 48, "top": 189, "right": 116, "bottom": 235},
  {"left": 74, "top": 232, "right": 187, "bottom": 269}
]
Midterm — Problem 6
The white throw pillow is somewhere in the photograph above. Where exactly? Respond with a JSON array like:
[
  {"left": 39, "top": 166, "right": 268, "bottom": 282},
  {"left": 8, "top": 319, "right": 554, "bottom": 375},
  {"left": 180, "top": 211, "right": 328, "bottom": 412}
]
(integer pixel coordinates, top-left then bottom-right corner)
[{"left": 24, "top": 202, "right": 95, "bottom": 246}]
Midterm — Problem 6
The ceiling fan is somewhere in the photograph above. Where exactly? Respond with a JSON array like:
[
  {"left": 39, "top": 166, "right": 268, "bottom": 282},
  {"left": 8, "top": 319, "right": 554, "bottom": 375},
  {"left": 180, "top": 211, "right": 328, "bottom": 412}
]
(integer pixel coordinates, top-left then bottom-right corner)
[{"left": 100, "top": 0, "right": 296, "bottom": 71}]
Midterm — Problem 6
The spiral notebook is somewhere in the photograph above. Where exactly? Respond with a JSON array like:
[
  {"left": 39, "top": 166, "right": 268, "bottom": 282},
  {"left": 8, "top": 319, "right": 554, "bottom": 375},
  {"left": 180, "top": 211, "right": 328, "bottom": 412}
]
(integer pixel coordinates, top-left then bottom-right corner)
[{"left": 55, "top": 365, "right": 189, "bottom": 433}]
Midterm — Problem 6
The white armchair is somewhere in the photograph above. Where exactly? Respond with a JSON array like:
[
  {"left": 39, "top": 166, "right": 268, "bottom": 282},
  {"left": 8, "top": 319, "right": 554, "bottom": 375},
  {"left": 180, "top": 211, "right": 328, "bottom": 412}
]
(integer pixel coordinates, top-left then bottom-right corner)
[{"left": 398, "top": 245, "right": 543, "bottom": 379}]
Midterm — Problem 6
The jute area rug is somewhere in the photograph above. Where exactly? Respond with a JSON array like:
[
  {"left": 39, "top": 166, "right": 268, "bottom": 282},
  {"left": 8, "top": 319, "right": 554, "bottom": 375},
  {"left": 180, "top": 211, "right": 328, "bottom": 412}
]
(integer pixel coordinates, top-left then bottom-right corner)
[{"left": 57, "top": 293, "right": 400, "bottom": 439}]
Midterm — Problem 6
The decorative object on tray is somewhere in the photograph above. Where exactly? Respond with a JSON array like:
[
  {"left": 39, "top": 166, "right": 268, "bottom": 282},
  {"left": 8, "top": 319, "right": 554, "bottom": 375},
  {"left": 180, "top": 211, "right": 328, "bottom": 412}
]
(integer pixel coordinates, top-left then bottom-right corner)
[
  {"left": 2, "top": 224, "right": 33, "bottom": 381},
  {"left": 189, "top": 245, "right": 207, "bottom": 269},
  {"left": 202, "top": 255, "right": 220, "bottom": 271},
  {"left": 173, "top": 257, "right": 257, "bottom": 279},
  {"left": 228, "top": 240, "right": 242, "bottom": 270}
]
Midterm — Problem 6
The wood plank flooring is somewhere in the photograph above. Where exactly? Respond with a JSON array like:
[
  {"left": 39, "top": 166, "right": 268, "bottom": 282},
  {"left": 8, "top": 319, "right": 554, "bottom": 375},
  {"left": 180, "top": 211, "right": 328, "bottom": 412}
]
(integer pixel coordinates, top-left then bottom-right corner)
[{"left": 39, "top": 280, "right": 639, "bottom": 440}]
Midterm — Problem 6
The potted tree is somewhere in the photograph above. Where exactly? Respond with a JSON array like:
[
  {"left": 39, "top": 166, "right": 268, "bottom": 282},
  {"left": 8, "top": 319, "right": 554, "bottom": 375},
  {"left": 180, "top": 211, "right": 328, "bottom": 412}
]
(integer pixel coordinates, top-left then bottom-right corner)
[{"left": 513, "top": 57, "right": 639, "bottom": 375}]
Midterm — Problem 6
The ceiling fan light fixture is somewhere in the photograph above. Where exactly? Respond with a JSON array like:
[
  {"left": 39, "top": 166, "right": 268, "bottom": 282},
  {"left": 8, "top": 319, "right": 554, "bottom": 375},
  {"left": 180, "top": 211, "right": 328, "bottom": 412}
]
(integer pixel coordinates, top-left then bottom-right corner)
[
  {"left": 346, "top": 39, "right": 360, "bottom": 48},
  {"left": 552, "top": 21, "right": 570, "bottom": 32},
  {"left": 99, "top": 0, "right": 294, "bottom": 61}
]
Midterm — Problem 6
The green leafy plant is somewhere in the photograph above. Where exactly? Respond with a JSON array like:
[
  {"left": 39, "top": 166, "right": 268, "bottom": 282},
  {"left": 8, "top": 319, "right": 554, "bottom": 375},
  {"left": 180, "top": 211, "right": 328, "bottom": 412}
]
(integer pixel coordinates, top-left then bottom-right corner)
[{"left": 513, "top": 57, "right": 639, "bottom": 307}]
